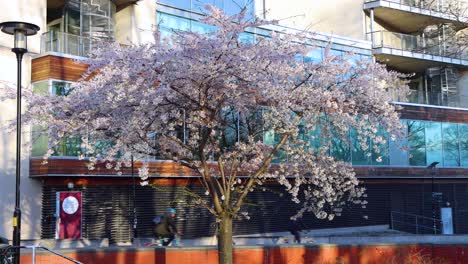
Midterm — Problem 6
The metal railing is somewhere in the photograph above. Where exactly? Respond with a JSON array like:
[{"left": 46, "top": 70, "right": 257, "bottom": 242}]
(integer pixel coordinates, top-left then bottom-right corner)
[
  {"left": 368, "top": 30, "right": 468, "bottom": 61},
  {"left": 390, "top": 211, "right": 442, "bottom": 234},
  {"left": 392, "top": 89, "right": 468, "bottom": 108},
  {"left": 40, "top": 31, "right": 96, "bottom": 57},
  {"left": 365, "top": 0, "right": 468, "bottom": 15},
  {"left": 0, "top": 245, "right": 83, "bottom": 264}
]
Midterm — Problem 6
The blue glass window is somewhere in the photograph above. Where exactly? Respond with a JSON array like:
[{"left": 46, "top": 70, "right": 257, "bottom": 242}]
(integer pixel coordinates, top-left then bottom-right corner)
[
  {"left": 460, "top": 124, "right": 468, "bottom": 167},
  {"left": 158, "top": 12, "right": 191, "bottom": 32},
  {"left": 158, "top": 0, "right": 191, "bottom": 10},
  {"left": 304, "top": 47, "right": 323, "bottom": 63},
  {"left": 408, "top": 120, "right": 426, "bottom": 166},
  {"left": 442, "top": 123, "right": 460, "bottom": 167},
  {"left": 425, "top": 121, "right": 442, "bottom": 166}
]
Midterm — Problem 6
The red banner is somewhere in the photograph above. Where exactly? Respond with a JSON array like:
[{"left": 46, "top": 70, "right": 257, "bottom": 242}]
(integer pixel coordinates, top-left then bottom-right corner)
[{"left": 59, "top": 192, "right": 82, "bottom": 239}]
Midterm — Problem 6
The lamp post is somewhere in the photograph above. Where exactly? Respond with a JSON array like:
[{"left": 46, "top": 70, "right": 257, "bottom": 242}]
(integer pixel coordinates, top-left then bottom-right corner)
[
  {"left": 427, "top": 161, "right": 439, "bottom": 234},
  {"left": 0, "top": 21, "right": 39, "bottom": 264}
]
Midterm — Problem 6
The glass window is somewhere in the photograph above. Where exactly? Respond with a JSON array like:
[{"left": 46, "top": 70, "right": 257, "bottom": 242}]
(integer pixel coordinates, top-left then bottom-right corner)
[
  {"left": 371, "top": 127, "right": 389, "bottom": 165},
  {"left": 32, "top": 80, "right": 49, "bottom": 94},
  {"left": 220, "top": 108, "right": 238, "bottom": 150},
  {"left": 460, "top": 124, "right": 468, "bottom": 167},
  {"left": 157, "top": 13, "right": 191, "bottom": 32},
  {"left": 239, "top": 110, "right": 264, "bottom": 143},
  {"left": 351, "top": 129, "right": 371, "bottom": 165},
  {"left": 389, "top": 120, "right": 408, "bottom": 166},
  {"left": 442, "top": 123, "right": 460, "bottom": 167},
  {"left": 328, "top": 49, "right": 343, "bottom": 57},
  {"left": 51, "top": 81, "right": 73, "bottom": 95},
  {"left": 407, "top": 120, "right": 426, "bottom": 166},
  {"left": 239, "top": 32, "right": 254, "bottom": 43},
  {"left": 304, "top": 47, "right": 322, "bottom": 63},
  {"left": 158, "top": 0, "right": 191, "bottom": 10},
  {"left": 191, "top": 20, "right": 217, "bottom": 34},
  {"left": 425, "top": 121, "right": 442, "bottom": 166},
  {"left": 53, "top": 136, "right": 82, "bottom": 156}
]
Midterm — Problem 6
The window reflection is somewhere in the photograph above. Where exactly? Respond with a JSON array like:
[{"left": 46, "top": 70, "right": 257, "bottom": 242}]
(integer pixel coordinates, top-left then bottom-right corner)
[
  {"left": 460, "top": 124, "right": 468, "bottom": 167},
  {"left": 159, "top": 0, "right": 254, "bottom": 18},
  {"left": 407, "top": 121, "right": 426, "bottom": 166},
  {"left": 425, "top": 121, "right": 442, "bottom": 166},
  {"left": 442, "top": 123, "right": 460, "bottom": 166}
]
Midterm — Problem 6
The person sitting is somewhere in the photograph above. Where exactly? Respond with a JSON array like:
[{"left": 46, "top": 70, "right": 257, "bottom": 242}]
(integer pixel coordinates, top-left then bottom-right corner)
[{"left": 153, "top": 208, "right": 180, "bottom": 246}]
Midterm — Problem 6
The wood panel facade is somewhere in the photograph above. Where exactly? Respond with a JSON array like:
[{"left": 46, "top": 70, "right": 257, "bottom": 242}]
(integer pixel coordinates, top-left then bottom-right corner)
[
  {"left": 398, "top": 104, "right": 468, "bottom": 123},
  {"left": 31, "top": 158, "right": 468, "bottom": 180},
  {"left": 31, "top": 55, "right": 89, "bottom": 83}
]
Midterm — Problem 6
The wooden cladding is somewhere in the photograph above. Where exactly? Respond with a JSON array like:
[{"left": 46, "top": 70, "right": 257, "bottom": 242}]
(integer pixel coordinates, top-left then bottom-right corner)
[
  {"left": 30, "top": 158, "right": 198, "bottom": 177},
  {"left": 31, "top": 55, "right": 89, "bottom": 83},
  {"left": 31, "top": 158, "right": 468, "bottom": 180},
  {"left": 399, "top": 104, "right": 468, "bottom": 123}
]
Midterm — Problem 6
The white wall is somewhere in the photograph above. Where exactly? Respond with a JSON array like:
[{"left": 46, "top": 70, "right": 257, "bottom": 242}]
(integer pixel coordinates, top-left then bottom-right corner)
[
  {"left": 115, "top": 0, "right": 157, "bottom": 45},
  {"left": 0, "top": 0, "right": 46, "bottom": 240},
  {"left": 258, "top": 0, "right": 366, "bottom": 40}
]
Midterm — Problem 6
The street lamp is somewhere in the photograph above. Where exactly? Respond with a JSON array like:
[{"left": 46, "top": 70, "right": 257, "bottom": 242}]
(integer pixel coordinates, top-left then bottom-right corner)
[
  {"left": 0, "top": 21, "right": 39, "bottom": 264},
  {"left": 427, "top": 161, "right": 439, "bottom": 234}
]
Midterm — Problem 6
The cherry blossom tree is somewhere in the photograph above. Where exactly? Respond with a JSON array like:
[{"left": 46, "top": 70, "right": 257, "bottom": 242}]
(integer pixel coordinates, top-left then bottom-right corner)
[{"left": 1, "top": 6, "right": 408, "bottom": 264}]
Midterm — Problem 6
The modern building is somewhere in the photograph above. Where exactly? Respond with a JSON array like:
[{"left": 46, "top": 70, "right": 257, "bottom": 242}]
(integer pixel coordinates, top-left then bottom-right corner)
[{"left": 0, "top": 0, "right": 467, "bottom": 244}]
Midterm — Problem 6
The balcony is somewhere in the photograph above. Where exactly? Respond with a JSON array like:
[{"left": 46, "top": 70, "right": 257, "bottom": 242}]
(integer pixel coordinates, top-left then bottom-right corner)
[
  {"left": 393, "top": 90, "right": 468, "bottom": 109},
  {"left": 364, "top": 0, "right": 468, "bottom": 33},
  {"left": 40, "top": 31, "right": 96, "bottom": 57},
  {"left": 368, "top": 30, "right": 468, "bottom": 72}
]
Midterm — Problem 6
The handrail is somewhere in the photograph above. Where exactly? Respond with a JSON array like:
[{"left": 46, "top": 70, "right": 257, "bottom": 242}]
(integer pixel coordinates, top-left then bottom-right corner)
[
  {"left": 391, "top": 89, "right": 468, "bottom": 109},
  {"left": 367, "top": 30, "right": 468, "bottom": 61},
  {"left": 390, "top": 211, "right": 442, "bottom": 234},
  {"left": 0, "top": 245, "right": 84, "bottom": 264},
  {"left": 40, "top": 31, "right": 94, "bottom": 57},
  {"left": 391, "top": 211, "right": 441, "bottom": 222},
  {"left": 27, "top": 246, "right": 84, "bottom": 264}
]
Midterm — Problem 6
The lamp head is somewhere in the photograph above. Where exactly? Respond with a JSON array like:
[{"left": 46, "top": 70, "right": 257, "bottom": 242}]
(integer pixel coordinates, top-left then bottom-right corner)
[
  {"left": 427, "top": 162, "right": 439, "bottom": 169},
  {"left": 0, "top": 21, "right": 40, "bottom": 51}
]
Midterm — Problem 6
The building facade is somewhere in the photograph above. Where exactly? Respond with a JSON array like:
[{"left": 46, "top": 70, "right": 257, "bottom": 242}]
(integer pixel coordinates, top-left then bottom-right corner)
[{"left": 1, "top": 0, "right": 468, "bottom": 243}]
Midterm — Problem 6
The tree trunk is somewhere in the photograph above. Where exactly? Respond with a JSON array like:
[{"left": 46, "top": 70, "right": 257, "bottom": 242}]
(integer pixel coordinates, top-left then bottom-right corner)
[{"left": 218, "top": 213, "right": 233, "bottom": 264}]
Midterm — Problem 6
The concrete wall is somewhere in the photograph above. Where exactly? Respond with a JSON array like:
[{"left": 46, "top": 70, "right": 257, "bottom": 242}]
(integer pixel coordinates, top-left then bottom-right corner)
[
  {"left": 259, "top": 0, "right": 366, "bottom": 40},
  {"left": 0, "top": 0, "right": 46, "bottom": 240},
  {"left": 115, "top": 0, "right": 157, "bottom": 45}
]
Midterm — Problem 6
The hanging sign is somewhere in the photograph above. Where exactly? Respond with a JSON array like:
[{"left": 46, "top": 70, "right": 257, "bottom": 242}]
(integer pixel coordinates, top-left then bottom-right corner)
[{"left": 58, "top": 191, "right": 82, "bottom": 239}]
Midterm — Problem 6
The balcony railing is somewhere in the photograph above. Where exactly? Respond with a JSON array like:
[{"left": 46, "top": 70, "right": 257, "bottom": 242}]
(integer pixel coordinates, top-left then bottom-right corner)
[
  {"left": 40, "top": 31, "right": 96, "bottom": 57},
  {"left": 393, "top": 89, "right": 468, "bottom": 108},
  {"left": 365, "top": 0, "right": 467, "bottom": 15},
  {"left": 369, "top": 30, "right": 468, "bottom": 61}
]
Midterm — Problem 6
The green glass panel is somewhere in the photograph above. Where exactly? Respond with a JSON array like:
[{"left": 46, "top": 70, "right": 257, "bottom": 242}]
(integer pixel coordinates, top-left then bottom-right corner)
[
  {"left": 407, "top": 120, "right": 426, "bottom": 166},
  {"left": 53, "top": 136, "right": 82, "bottom": 156},
  {"left": 460, "top": 124, "right": 468, "bottom": 167},
  {"left": 31, "top": 126, "right": 48, "bottom": 157},
  {"left": 371, "top": 127, "right": 389, "bottom": 165},
  {"left": 442, "top": 123, "right": 460, "bottom": 167},
  {"left": 51, "top": 81, "right": 72, "bottom": 95},
  {"left": 351, "top": 129, "right": 371, "bottom": 165},
  {"left": 330, "top": 130, "right": 351, "bottom": 162},
  {"left": 32, "top": 81, "right": 49, "bottom": 94},
  {"left": 425, "top": 121, "right": 442, "bottom": 166}
]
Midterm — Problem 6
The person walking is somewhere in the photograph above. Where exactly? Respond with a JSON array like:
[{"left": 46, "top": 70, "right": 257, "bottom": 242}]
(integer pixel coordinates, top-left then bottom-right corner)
[
  {"left": 287, "top": 218, "right": 307, "bottom": 243},
  {"left": 153, "top": 208, "right": 180, "bottom": 246}
]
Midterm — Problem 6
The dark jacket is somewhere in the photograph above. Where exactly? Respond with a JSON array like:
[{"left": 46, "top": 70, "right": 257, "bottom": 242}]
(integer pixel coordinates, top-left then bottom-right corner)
[{"left": 154, "top": 214, "right": 178, "bottom": 235}]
